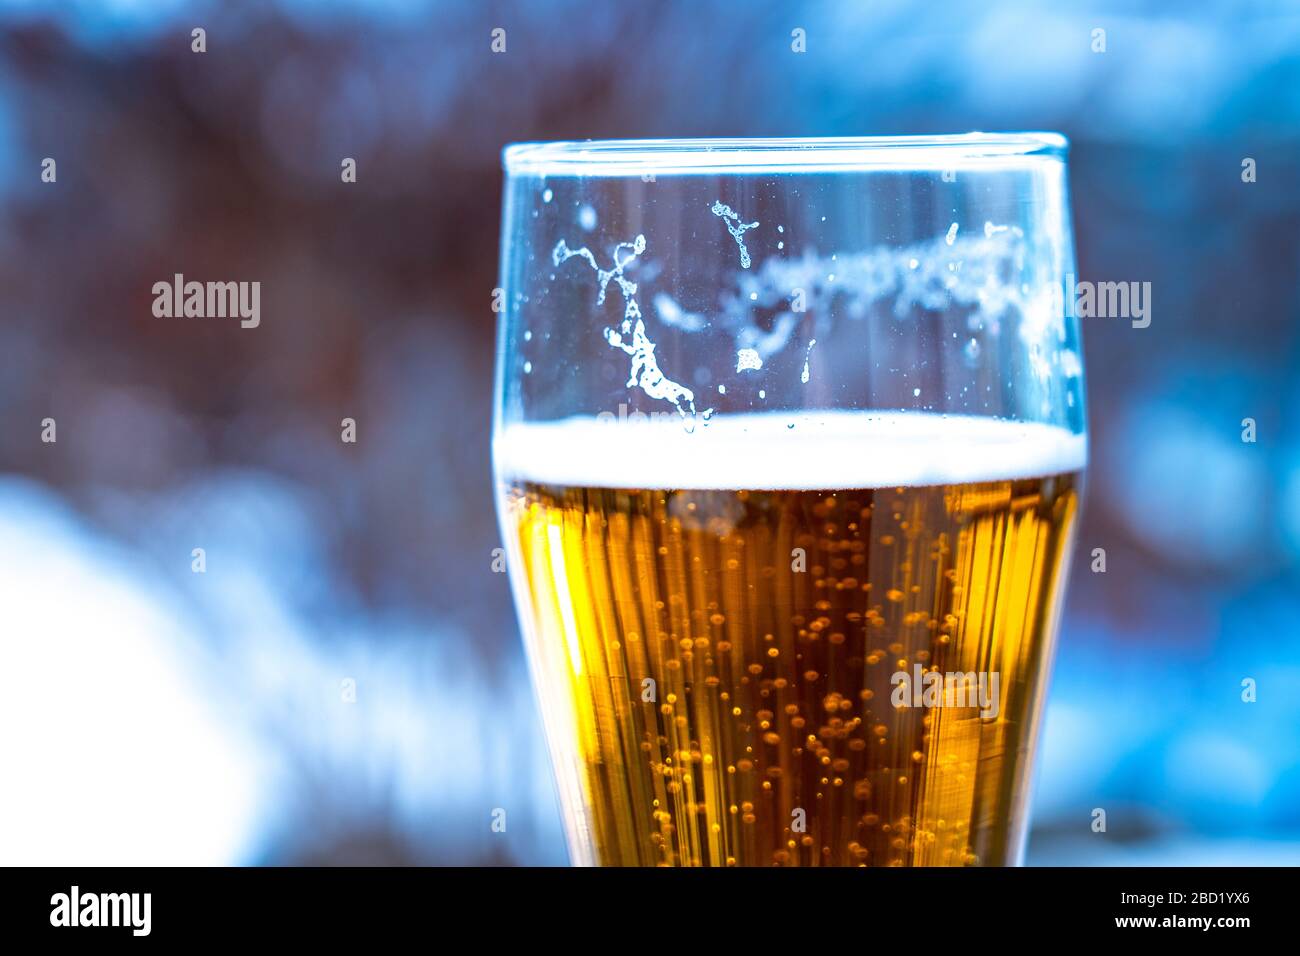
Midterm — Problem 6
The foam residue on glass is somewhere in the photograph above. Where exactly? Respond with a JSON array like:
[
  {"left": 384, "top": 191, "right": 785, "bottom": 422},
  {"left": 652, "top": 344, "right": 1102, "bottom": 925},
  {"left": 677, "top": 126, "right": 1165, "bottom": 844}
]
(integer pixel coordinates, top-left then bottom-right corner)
[
  {"left": 710, "top": 200, "right": 758, "bottom": 268},
  {"left": 550, "top": 206, "right": 1070, "bottom": 426},
  {"left": 653, "top": 292, "right": 706, "bottom": 332},
  {"left": 551, "top": 233, "right": 697, "bottom": 419},
  {"left": 735, "top": 348, "right": 762, "bottom": 372},
  {"left": 800, "top": 338, "right": 817, "bottom": 384},
  {"left": 713, "top": 225, "right": 1054, "bottom": 370}
]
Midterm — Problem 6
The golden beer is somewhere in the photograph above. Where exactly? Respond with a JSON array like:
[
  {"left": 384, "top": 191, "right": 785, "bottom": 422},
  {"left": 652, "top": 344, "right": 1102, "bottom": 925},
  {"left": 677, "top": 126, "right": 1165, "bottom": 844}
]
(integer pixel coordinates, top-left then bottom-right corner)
[{"left": 497, "top": 412, "right": 1084, "bottom": 866}]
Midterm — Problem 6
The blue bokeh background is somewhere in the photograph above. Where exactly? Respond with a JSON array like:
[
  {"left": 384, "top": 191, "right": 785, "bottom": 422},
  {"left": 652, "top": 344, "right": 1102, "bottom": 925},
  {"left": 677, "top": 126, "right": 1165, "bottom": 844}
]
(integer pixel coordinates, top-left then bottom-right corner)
[{"left": 0, "top": 0, "right": 1297, "bottom": 865}]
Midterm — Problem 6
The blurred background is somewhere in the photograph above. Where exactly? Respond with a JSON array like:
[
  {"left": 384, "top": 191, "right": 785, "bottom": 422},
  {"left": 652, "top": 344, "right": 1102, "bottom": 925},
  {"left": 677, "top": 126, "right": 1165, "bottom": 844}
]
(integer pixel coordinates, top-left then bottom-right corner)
[{"left": 1, "top": 0, "right": 1298, "bottom": 865}]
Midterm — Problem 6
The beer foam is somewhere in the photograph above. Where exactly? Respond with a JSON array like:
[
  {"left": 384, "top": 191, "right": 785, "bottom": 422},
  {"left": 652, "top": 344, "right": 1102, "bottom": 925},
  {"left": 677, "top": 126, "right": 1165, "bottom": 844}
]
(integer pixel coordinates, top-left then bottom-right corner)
[{"left": 495, "top": 411, "right": 1087, "bottom": 490}]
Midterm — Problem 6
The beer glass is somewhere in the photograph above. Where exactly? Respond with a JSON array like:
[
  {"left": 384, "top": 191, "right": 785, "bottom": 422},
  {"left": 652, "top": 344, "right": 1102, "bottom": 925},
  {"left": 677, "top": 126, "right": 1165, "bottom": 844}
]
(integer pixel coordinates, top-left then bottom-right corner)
[{"left": 492, "top": 136, "right": 1086, "bottom": 866}]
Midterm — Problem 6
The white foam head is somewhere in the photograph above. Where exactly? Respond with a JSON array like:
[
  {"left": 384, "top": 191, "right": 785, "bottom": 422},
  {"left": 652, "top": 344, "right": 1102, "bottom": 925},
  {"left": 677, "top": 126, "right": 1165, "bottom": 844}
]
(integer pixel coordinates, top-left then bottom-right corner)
[{"left": 494, "top": 411, "right": 1087, "bottom": 490}]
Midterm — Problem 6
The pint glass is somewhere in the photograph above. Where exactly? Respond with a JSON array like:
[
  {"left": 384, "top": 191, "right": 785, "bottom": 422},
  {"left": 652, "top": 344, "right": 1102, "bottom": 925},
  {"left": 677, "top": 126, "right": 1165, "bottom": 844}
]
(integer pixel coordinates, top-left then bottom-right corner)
[{"left": 492, "top": 136, "right": 1086, "bottom": 866}]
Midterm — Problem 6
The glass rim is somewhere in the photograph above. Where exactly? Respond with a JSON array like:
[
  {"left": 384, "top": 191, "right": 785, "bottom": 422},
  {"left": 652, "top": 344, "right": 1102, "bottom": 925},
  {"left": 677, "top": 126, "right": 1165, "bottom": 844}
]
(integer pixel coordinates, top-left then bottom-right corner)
[{"left": 503, "top": 132, "right": 1068, "bottom": 175}]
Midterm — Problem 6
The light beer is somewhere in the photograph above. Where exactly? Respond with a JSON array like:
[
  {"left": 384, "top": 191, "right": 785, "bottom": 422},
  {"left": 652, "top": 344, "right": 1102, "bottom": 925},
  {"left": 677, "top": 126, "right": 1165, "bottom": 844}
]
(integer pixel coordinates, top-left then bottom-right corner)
[{"left": 496, "top": 411, "right": 1084, "bottom": 866}]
